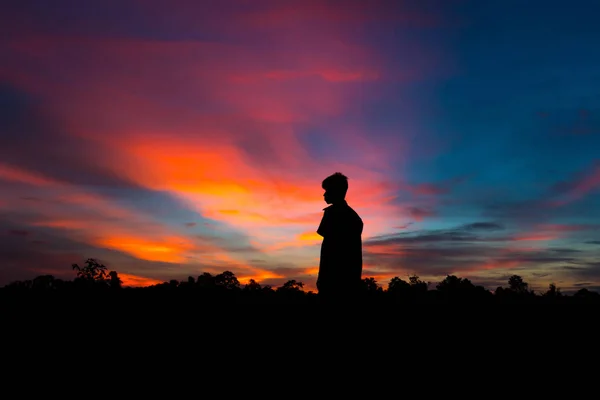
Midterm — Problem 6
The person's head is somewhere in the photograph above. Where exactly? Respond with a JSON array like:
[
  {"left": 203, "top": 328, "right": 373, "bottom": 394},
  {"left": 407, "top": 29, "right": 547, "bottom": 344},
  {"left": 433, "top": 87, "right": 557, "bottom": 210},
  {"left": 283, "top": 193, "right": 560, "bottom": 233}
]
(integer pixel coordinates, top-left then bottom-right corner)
[{"left": 322, "top": 172, "right": 348, "bottom": 204}]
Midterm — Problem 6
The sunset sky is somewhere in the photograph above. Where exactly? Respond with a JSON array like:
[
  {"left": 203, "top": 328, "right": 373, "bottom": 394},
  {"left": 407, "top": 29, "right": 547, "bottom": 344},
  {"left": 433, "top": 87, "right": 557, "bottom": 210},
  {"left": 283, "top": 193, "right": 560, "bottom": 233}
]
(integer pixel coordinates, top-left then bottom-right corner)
[{"left": 1, "top": 0, "right": 599, "bottom": 292}]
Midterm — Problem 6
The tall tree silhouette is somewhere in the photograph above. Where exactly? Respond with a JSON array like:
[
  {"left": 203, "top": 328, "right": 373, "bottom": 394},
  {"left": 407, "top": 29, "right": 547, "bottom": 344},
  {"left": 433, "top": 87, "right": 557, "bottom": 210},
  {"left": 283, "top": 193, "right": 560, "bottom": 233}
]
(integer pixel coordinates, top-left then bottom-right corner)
[
  {"left": 197, "top": 272, "right": 215, "bottom": 289},
  {"left": 215, "top": 271, "right": 240, "bottom": 290},
  {"left": 388, "top": 277, "right": 410, "bottom": 293},
  {"left": 108, "top": 271, "right": 122, "bottom": 290},
  {"left": 543, "top": 283, "right": 562, "bottom": 298},
  {"left": 72, "top": 258, "right": 108, "bottom": 282},
  {"left": 243, "top": 279, "right": 262, "bottom": 292},
  {"left": 508, "top": 275, "right": 529, "bottom": 294}
]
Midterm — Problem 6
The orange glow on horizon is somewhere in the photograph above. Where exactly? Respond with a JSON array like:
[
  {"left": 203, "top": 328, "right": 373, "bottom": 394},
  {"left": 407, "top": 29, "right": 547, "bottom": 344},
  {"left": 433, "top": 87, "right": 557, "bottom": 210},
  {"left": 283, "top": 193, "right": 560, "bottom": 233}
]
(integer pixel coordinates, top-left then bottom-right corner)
[
  {"left": 119, "top": 273, "right": 164, "bottom": 287},
  {"left": 237, "top": 270, "right": 285, "bottom": 285}
]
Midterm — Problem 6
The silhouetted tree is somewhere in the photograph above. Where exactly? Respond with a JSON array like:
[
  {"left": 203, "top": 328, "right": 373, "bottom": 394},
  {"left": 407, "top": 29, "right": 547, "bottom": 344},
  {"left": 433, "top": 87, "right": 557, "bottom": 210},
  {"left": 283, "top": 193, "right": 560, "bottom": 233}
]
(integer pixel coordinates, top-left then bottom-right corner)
[
  {"left": 108, "top": 271, "right": 122, "bottom": 290},
  {"left": 4, "top": 279, "right": 32, "bottom": 291},
  {"left": 436, "top": 275, "right": 473, "bottom": 292},
  {"left": 197, "top": 272, "right": 215, "bottom": 289},
  {"left": 262, "top": 285, "right": 275, "bottom": 295},
  {"left": 215, "top": 271, "right": 240, "bottom": 290},
  {"left": 508, "top": 275, "right": 529, "bottom": 294},
  {"left": 277, "top": 280, "right": 304, "bottom": 293},
  {"left": 409, "top": 275, "right": 428, "bottom": 290},
  {"left": 388, "top": 277, "right": 410, "bottom": 293},
  {"left": 573, "top": 288, "right": 600, "bottom": 302},
  {"left": 244, "top": 279, "right": 262, "bottom": 292},
  {"left": 436, "top": 275, "right": 490, "bottom": 301},
  {"left": 362, "top": 277, "right": 383, "bottom": 294},
  {"left": 32, "top": 275, "right": 56, "bottom": 291},
  {"left": 176, "top": 276, "right": 195, "bottom": 291},
  {"left": 274, "top": 280, "right": 306, "bottom": 304},
  {"left": 387, "top": 276, "right": 410, "bottom": 302},
  {"left": 72, "top": 258, "right": 108, "bottom": 282},
  {"left": 543, "top": 283, "right": 562, "bottom": 298}
]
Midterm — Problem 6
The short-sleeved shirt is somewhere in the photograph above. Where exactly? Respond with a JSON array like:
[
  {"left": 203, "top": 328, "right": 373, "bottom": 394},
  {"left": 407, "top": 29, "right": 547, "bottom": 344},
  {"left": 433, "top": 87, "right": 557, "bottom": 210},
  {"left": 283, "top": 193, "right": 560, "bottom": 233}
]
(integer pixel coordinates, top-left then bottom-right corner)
[{"left": 316, "top": 200, "right": 363, "bottom": 291}]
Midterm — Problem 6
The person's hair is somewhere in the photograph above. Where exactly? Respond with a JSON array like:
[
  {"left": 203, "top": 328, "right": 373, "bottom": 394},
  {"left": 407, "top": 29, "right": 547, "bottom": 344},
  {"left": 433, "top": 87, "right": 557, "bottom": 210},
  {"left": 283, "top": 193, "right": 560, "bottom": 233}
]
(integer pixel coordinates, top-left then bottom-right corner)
[{"left": 322, "top": 172, "right": 349, "bottom": 197}]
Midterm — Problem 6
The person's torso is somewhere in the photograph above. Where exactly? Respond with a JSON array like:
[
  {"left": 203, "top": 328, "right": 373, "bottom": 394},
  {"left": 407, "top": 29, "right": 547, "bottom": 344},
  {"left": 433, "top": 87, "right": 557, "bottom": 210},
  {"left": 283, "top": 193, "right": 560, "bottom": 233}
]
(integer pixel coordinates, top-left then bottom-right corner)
[{"left": 319, "top": 202, "right": 363, "bottom": 278}]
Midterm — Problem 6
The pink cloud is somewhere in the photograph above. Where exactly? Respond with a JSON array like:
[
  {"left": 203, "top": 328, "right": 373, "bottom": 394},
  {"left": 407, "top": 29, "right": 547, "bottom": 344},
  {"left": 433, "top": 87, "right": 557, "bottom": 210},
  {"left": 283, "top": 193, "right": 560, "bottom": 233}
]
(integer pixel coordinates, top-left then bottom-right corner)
[{"left": 549, "top": 161, "right": 600, "bottom": 206}]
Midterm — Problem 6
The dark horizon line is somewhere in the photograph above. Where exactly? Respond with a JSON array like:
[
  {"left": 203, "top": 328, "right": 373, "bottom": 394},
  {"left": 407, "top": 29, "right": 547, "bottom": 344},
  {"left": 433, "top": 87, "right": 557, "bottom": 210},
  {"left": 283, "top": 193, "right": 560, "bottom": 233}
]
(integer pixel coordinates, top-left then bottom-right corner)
[{"left": 3, "top": 268, "right": 599, "bottom": 298}]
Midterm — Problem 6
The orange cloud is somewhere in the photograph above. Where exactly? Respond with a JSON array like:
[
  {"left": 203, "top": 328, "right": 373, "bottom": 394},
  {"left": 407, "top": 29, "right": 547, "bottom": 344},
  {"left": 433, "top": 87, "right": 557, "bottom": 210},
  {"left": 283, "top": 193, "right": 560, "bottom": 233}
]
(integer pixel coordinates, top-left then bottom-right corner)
[
  {"left": 298, "top": 231, "right": 322, "bottom": 243},
  {"left": 365, "top": 244, "right": 406, "bottom": 256},
  {"left": 111, "top": 133, "right": 403, "bottom": 248},
  {"left": 119, "top": 273, "right": 164, "bottom": 288},
  {"left": 0, "top": 165, "right": 234, "bottom": 267},
  {"left": 303, "top": 266, "right": 319, "bottom": 275},
  {"left": 95, "top": 236, "right": 196, "bottom": 264}
]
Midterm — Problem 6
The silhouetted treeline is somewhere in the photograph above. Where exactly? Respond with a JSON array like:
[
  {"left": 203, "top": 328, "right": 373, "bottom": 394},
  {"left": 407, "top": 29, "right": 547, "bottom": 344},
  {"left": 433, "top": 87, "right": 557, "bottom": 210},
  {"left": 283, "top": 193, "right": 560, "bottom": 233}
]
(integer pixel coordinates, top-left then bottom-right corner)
[{"left": 2, "top": 258, "right": 599, "bottom": 307}]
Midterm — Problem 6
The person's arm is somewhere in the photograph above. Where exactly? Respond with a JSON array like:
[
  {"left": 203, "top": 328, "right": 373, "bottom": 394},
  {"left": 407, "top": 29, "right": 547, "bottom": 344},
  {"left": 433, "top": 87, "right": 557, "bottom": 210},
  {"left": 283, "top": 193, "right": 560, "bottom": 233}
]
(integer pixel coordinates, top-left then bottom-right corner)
[
  {"left": 357, "top": 215, "right": 364, "bottom": 236},
  {"left": 317, "top": 210, "right": 330, "bottom": 237}
]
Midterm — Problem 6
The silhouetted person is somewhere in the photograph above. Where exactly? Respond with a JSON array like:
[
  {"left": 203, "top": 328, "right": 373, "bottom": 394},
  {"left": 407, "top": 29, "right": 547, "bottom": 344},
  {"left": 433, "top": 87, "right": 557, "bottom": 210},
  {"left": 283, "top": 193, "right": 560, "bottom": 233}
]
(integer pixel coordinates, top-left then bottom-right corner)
[{"left": 316, "top": 172, "right": 363, "bottom": 304}]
